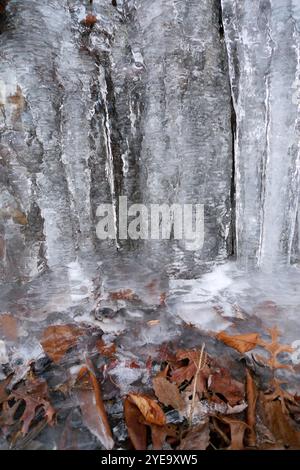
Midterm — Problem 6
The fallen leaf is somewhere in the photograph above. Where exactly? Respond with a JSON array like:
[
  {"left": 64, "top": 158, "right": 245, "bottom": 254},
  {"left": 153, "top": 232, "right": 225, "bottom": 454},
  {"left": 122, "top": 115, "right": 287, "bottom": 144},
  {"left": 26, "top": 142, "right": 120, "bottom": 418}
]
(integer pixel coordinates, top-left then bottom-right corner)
[
  {"left": 128, "top": 393, "right": 166, "bottom": 426},
  {"left": 245, "top": 368, "right": 257, "bottom": 447},
  {"left": 75, "top": 360, "right": 114, "bottom": 450},
  {"left": 109, "top": 289, "right": 138, "bottom": 301},
  {"left": 217, "top": 331, "right": 260, "bottom": 353},
  {"left": 0, "top": 313, "right": 18, "bottom": 341},
  {"left": 178, "top": 420, "right": 210, "bottom": 450},
  {"left": 96, "top": 338, "right": 116, "bottom": 358},
  {"left": 218, "top": 416, "right": 249, "bottom": 450},
  {"left": 153, "top": 374, "right": 184, "bottom": 410},
  {"left": 82, "top": 14, "right": 97, "bottom": 27},
  {"left": 260, "top": 393, "right": 300, "bottom": 448},
  {"left": 256, "top": 326, "right": 294, "bottom": 371},
  {"left": 11, "top": 209, "right": 27, "bottom": 225},
  {"left": 209, "top": 367, "right": 244, "bottom": 406},
  {"left": 9, "top": 376, "right": 55, "bottom": 435},
  {"left": 170, "top": 350, "right": 209, "bottom": 392},
  {"left": 124, "top": 397, "right": 147, "bottom": 450},
  {"left": 0, "top": 375, "right": 12, "bottom": 404},
  {"left": 41, "top": 324, "right": 83, "bottom": 363},
  {"left": 264, "top": 378, "right": 297, "bottom": 413},
  {"left": 150, "top": 423, "right": 178, "bottom": 450}
]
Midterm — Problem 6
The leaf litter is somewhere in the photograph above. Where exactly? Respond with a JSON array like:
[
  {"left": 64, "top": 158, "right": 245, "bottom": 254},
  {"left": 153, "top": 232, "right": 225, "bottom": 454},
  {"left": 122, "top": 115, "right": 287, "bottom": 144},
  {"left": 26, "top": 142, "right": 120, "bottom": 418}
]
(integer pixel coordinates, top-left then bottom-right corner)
[{"left": 0, "top": 287, "right": 300, "bottom": 451}]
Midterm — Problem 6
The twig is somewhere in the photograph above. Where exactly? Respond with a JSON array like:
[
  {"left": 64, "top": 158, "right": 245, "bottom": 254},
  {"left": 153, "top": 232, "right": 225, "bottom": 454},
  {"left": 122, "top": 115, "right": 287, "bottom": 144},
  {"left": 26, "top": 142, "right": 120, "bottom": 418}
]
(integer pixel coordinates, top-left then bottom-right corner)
[{"left": 189, "top": 343, "right": 206, "bottom": 426}]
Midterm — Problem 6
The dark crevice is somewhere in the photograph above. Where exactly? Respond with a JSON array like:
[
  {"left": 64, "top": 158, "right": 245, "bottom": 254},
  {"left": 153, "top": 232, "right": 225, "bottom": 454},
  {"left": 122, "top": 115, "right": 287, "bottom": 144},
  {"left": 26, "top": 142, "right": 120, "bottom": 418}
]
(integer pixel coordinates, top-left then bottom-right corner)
[
  {"left": 230, "top": 97, "right": 237, "bottom": 258},
  {"left": 218, "top": 0, "right": 237, "bottom": 258}
]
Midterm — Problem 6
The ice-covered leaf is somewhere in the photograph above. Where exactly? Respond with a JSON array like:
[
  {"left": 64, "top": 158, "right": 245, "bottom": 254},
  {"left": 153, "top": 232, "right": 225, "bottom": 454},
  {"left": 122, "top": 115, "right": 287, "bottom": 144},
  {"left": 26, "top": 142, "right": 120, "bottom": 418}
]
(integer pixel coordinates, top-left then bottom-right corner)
[
  {"left": 75, "top": 361, "right": 114, "bottom": 450},
  {"left": 41, "top": 324, "right": 83, "bottom": 363},
  {"left": 217, "top": 331, "right": 260, "bottom": 353}
]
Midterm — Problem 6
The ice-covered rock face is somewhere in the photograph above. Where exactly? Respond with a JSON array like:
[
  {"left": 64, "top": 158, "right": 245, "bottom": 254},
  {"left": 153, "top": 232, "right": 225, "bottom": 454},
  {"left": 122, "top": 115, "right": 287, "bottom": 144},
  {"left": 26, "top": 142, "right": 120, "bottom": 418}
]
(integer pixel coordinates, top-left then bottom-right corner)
[
  {"left": 0, "top": 0, "right": 232, "bottom": 282},
  {"left": 221, "top": 0, "right": 300, "bottom": 271},
  {"left": 0, "top": 0, "right": 300, "bottom": 283}
]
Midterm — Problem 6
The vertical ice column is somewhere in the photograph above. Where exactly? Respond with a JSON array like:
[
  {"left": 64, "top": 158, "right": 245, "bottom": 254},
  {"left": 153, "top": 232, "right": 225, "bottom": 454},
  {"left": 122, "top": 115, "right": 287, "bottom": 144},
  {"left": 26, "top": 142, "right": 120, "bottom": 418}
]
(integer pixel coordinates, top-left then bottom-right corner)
[{"left": 222, "top": 0, "right": 300, "bottom": 270}]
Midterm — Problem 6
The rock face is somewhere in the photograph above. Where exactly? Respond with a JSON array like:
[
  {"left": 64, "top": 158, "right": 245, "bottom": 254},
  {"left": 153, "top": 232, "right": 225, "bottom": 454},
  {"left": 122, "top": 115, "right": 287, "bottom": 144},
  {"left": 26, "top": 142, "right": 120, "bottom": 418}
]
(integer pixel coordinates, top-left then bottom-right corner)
[
  {"left": 0, "top": 0, "right": 299, "bottom": 283},
  {"left": 221, "top": 0, "right": 300, "bottom": 270},
  {"left": 0, "top": 0, "right": 233, "bottom": 281}
]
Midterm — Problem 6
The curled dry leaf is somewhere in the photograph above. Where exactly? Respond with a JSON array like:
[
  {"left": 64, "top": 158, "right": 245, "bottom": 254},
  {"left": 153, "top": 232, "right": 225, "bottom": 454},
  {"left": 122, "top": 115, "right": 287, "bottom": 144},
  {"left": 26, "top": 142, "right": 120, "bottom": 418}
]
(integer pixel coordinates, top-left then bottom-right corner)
[
  {"left": 41, "top": 324, "right": 83, "bottom": 363},
  {"left": 218, "top": 416, "right": 249, "bottom": 450},
  {"left": 124, "top": 398, "right": 147, "bottom": 450},
  {"left": 217, "top": 331, "right": 260, "bottom": 353},
  {"left": 150, "top": 423, "right": 178, "bottom": 450},
  {"left": 75, "top": 360, "right": 114, "bottom": 450},
  {"left": 178, "top": 420, "right": 210, "bottom": 450},
  {"left": 245, "top": 368, "right": 257, "bottom": 447},
  {"left": 128, "top": 393, "right": 166, "bottom": 426},
  {"left": 153, "top": 372, "right": 184, "bottom": 410}
]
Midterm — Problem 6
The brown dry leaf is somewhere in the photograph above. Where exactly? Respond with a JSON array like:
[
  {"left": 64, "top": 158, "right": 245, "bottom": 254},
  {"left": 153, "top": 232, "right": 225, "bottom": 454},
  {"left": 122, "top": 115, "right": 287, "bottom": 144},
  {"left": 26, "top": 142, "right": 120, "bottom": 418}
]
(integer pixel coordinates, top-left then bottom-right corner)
[
  {"left": 96, "top": 338, "right": 116, "bottom": 358},
  {"left": 217, "top": 331, "right": 260, "bottom": 353},
  {"left": 245, "top": 368, "right": 257, "bottom": 447},
  {"left": 170, "top": 350, "right": 210, "bottom": 392},
  {"left": 11, "top": 209, "right": 28, "bottom": 225},
  {"left": 109, "top": 289, "right": 138, "bottom": 301},
  {"left": 124, "top": 397, "right": 147, "bottom": 450},
  {"left": 0, "top": 375, "right": 12, "bottom": 404},
  {"left": 150, "top": 423, "right": 178, "bottom": 450},
  {"left": 153, "top": 373, "right": 184, "bottom": 410},
  {"left": 82, "top": 14, "right": 97, "bottom": 27},
  {"left": 0, "top": 313, "right": 18, "bottom": 341},
  {"left": 178, "top": 420, "right": 210, "bottom": 450},
  {"left": 41, "top": 324, "right": 83, "bottom": 363},
  {"left": 219, "top": 416, "right": 249, "bottom": 450},
  {"left": 75, "top": 360, "right": 114, "bottom": 450},
  {"left": 256, "top": 326, "right": 294, "bottom": 371},
  {"left": 9, "top": 376, "right": 55, "bottom": 435},
  {"left": 128, "top": 393, "right": 166, "bottom": 426},
  {"left": 209, "top": 367, "right": 244, "bottom": 406},
  {"left": 260, "top": 393, "right": 300, "bottom": 448}
]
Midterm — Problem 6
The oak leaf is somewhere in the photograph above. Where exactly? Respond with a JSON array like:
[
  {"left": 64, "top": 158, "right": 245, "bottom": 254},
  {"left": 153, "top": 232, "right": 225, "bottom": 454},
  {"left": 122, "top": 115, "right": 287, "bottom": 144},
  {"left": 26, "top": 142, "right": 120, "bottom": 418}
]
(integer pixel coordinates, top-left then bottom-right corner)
[
  {"left": 217, "top": 331, "right": 260, "bottom": 353},
  {"left": 256, "top": 326, "right": 294, "bottom": 371},
  {"left": 9, "top": 376, "right": 55, "bottom": 435}
]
